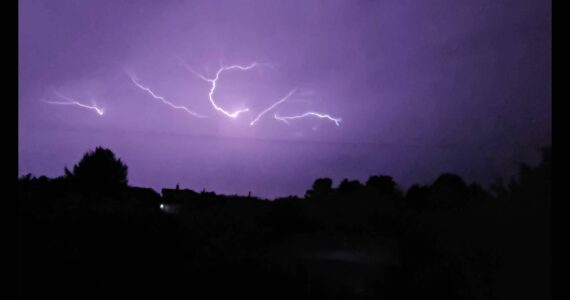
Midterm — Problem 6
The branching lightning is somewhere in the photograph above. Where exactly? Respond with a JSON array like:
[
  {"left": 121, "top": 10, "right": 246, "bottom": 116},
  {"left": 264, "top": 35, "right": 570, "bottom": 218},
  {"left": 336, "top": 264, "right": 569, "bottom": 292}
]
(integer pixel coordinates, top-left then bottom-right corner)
[
  {"left": 249, "top": 87, "right": 297, "bottom": 126},
  {"left": 182, "top": 62, "right": 266, "bottom": 119},
  {"left": 44, "top": 92, "right": 104, "bottom": 116},
  {"left": 127, "top": 71, "right": 205, "bottom": 118},
  {"left": 126, "top": 59, "right": 343, "bottom": 128},
  {"left": 274, "top": 112, "right": 342, "bottom": 127}
]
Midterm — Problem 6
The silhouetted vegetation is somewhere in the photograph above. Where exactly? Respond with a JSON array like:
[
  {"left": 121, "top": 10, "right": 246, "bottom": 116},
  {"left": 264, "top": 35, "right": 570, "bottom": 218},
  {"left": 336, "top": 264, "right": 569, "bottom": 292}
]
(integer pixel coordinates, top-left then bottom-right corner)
[
  {"left": 18, "top": 146, "right": 551, "bottom": 299},
  {"left": 65, "top": 147, "right": 128, "bottom": 194}
]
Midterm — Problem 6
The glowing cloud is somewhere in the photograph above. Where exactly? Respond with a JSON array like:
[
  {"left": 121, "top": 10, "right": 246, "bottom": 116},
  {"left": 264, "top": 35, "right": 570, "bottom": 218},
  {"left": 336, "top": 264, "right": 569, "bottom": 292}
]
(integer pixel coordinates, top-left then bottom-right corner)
[
  {"left": 274, "top": 112, "right": 342, "bottom": 127},
  {"left": 127, "top": 71, "right": 205, "bottom": 118}
]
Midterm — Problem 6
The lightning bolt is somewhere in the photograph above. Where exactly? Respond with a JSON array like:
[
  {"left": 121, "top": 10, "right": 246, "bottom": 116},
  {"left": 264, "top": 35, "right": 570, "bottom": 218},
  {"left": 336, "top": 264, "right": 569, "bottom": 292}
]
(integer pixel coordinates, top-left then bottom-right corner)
[
  {"left": 274, "top": 112, "right": 342, "bottom": 127},
  {"left": 44, "top": 92, "right": 104, "bottom": 116},
  {"left": 177, "top": 58, "right": 343, "bottom": 127},
  {"left": 127, "top": 71, "right": 205, "bottom": 118},
  {"left": 182, "top": 62, "right": 268, "bottom": 119},
  {"left": 249, "top": 87, "right": 298, "bottom": 126}
]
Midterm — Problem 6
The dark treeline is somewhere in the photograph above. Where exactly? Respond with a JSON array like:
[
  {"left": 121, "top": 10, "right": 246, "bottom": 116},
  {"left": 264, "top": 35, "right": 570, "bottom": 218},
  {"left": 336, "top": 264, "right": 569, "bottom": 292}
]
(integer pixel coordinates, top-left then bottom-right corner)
[{"left": 18, "top": 146, "right": 551, "bottom": 299}]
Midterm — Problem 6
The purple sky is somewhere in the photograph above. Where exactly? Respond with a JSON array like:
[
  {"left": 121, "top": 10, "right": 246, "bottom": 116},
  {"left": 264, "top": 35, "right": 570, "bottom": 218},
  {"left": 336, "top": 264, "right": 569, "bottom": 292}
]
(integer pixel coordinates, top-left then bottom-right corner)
[{"left": 19, "top": 0, "right": 551, "bottom": 198}]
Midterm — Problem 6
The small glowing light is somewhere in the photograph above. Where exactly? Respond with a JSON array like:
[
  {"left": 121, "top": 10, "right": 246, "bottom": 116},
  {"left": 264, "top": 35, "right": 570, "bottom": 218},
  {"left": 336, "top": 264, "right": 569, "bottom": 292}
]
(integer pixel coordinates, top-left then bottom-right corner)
[{"left": 160, "top": 204, "right": 165, "bottom": 209}]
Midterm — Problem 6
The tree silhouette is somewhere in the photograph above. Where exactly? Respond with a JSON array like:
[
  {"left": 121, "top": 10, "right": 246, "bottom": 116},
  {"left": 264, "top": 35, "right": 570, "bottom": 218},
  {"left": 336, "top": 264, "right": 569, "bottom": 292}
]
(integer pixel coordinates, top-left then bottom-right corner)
[
  {"left": 366, "top": 175, "right": 401, "bottom": 197},
  {"left": 17, "top": 145, "right": 551, "bottom": 300},
  {"left": 428, "top": 173, "right": 469, "bottom": 209},
  {"left": 306, "top": 177, "right": 333, "bottom": 198},
  {"left": 67, "top": 147, "right": 128, "bottom": 193},
  {"left": 493, "top": 146, "right": 551, "bottom": 207},
  {"left": 338, "top": 178, "right": 363, "bottom": 194},
  {"left": 405, "top": 184, "right": 430, "bottom": 210}
]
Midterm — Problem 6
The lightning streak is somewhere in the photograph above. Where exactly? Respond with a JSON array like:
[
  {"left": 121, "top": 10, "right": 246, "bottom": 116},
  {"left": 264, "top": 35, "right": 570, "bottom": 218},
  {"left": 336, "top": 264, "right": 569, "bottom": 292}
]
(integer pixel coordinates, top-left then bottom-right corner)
[
  {"left": 44, "top": 92, "right": 104, "bottom": 116},
  {"left": 274, "top": 112, "right": 342, "bottom": 127},
  {"left": 249, "top": 87, "right": 297, "bottom": 126},
  {"left": 179, "top": 59, "right": 343, "bottom": 127},
  {"left": 183, "top": 62, "right": 266, "bottom": 119},
  {"left": 127, "top": 71, "right": 205, "bottom": 118}
]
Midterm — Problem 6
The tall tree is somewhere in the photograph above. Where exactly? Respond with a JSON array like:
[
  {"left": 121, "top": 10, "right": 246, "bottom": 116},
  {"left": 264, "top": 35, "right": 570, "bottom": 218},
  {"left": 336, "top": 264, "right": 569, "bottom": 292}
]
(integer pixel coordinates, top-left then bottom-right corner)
[{"left": 69, "top": 147, "right": 128, "bottom": 193}]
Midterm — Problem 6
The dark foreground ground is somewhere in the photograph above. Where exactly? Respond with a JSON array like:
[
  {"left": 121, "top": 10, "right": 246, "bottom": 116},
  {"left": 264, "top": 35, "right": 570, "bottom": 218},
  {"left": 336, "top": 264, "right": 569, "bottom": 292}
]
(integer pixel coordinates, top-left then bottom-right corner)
[
  {"left": 18, "top": 191, "right": 550, "bottom": 299},
  {"left": 18, "top": 148, "right": 551, "bottom": 299}
]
